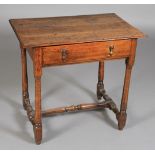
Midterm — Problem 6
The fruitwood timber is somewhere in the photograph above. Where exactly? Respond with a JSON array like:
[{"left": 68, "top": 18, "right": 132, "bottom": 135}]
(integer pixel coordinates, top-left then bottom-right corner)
[{"left": 9, "top": 13, "right": 144, "bottom": 144}]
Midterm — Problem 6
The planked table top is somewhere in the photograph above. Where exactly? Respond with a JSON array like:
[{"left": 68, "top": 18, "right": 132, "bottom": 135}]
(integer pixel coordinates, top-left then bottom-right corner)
[{"left": 9, "top": 13, "right": 144, "bottom": 48}]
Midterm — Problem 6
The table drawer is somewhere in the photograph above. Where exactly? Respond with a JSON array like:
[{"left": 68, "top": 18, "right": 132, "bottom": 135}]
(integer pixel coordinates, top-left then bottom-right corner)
[{"left": 42, "top": 39, "right": 131, "bottom": 66}]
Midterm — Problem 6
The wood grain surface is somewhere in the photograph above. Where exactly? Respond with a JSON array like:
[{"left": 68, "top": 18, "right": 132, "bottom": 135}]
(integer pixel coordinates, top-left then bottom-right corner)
[{"left": 9, "top": 13, "right": 144, "bottom": 48}]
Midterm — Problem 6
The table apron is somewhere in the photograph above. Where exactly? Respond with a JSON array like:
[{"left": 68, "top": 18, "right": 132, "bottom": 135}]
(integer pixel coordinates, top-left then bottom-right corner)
[{"left": 41, "top": 39, "right": 132, "bottom": 67}]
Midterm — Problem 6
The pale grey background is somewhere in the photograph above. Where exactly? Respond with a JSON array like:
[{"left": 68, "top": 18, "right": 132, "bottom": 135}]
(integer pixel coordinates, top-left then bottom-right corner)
[{"left": 0, "top": 5, "right": 155, "bottom": 150}]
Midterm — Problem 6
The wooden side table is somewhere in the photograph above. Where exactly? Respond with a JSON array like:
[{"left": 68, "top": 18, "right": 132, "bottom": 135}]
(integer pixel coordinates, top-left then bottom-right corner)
[{"left": 9, "top": 13, "right": 144, "bottom": 144}]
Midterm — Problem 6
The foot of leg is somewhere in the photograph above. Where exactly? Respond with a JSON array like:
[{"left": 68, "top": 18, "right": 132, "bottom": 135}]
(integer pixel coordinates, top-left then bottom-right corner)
[
  {"left": 117, "top": 111, "right": 127, "bottom": 130},
  {"left": 33, "top": 123, "right": 42, "bottom": 145}
]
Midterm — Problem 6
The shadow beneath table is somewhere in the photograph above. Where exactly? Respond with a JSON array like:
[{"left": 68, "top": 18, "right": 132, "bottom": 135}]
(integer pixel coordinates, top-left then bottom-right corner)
[
  {"left": 0, "top": 93, "right": 34, "bottom": 144},
  {"left": 42, "top": 112, "right": 86, "bottom": 143},
  {"left": 41, "top": 72, "right": 120, "bottom": 142}
]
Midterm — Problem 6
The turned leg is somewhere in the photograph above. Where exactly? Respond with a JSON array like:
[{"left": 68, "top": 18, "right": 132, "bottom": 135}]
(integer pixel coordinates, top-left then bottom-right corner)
[
  {"left": 117, "top": 59, "right": 132, "bottom": 130},
  {"left": 33, "top": 76, "right": 42, "bottom": 144},
  {"left": 117, "top": 39, "right": 137, "bottom": 130},
  {"left": 33, "top": 48, "right": 42, "bottom": 145},
  {"left": 97, "top": 61, "right": 105, "bottom": 100},
  {"left": 21, "top": 46, "right": 29, "bottom": 110}
]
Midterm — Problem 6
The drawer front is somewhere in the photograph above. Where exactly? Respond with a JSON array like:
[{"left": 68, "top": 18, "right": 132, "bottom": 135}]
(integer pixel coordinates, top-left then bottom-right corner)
[{"left": 42, "top": 39, "right": 131, "bottom": 66}]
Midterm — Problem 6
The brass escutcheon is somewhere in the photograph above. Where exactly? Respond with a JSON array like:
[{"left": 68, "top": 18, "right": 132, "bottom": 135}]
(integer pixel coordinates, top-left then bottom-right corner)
[
  {"left": 60, "top": 48, "right": 68, "bottom": 62},
  {"left": 108, "top": 45, "right": 114, "bottom": 56}
]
